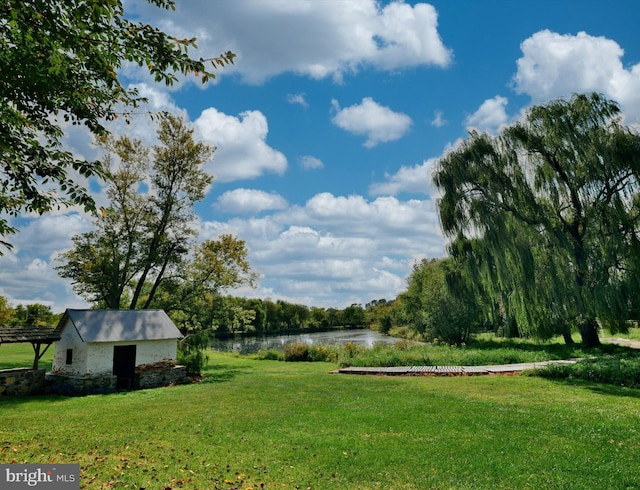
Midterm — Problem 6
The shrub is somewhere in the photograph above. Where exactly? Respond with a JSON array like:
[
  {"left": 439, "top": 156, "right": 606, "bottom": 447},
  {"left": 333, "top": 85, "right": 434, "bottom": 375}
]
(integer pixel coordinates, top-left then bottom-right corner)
[
  {"left": 308, "top": 345, "right": 339, "bottom": 363},
  {"left": 388, "top": 326, "right": 414, "bottom": 340},
  {"left": 178, "top": 350, "right": 208, "bottom": 377},
  {"left": 256, "top": 344, "right": 338, "bottom": 363},
  {"left": 394, "top": 339, "right": 412, "bottom": 351},
  {"left": 335, "top": 342, "right": 366, "bottom": 366},
  {"left": 284, "top": 342, "right": 310, "bottom": 362},
  {"left": 177, "top": 331, "right": 210, "bottom": 376},
  {"left": 254, "top": 349, "right": 283, "bottom": 361},
  {"left": 378, "top": 315, "right": 392, "bottom": 334}
]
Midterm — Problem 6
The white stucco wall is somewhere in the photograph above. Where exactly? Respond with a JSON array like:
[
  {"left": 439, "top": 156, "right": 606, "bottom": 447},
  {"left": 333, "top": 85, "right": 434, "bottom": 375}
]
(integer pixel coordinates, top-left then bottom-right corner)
[
  {"left": 135, "top": 338, "right": 178, "bottom": 365},
  {"left": 85, "top": 339, "right": 178, "bottom": 375},
  {"left": 52, "top": 320, "right": 88, "bottom": 375}
]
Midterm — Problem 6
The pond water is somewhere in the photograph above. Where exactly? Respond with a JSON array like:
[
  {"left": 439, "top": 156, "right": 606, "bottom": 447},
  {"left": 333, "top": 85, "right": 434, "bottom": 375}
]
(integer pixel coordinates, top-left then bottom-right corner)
[{"left": 210, "top": 329, "right": 403, "bottom": 354}]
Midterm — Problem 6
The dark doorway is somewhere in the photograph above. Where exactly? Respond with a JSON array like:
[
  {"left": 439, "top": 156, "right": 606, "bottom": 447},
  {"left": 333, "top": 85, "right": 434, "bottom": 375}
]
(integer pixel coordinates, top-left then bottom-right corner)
[{"left": 113, "top": 345, "right": 136, "bottom": 390}]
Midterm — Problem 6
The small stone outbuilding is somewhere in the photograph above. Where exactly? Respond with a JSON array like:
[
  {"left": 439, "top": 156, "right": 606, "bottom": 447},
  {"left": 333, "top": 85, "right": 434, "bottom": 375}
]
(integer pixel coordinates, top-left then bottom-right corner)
[{"left": 49, "top": 309, "right": 187, "bottom": 394}]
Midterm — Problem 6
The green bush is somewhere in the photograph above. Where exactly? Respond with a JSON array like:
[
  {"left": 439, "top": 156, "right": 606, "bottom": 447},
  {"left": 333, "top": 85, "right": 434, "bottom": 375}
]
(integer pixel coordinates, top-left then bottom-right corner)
[
  {"left": 284, "top": 342, "right": 310, "bottom": 362},
  {"left": 307, "top": 345, "right": 339, "bottom": 363},
  {"left": 256, "top": 344, "right": 339, "bottom": 363},
  {"left": 378, "top": 315, "right": 392, "bottom": 334},
  {"left": 177, "top": 331, "right": 210, "bottom": 376},
  {"left": 178, "top": 350, "right": 208, "bottom": 377},
  {"left": 394, "top": 339, "right": 412, "bottom": 351},
  {"left": 254, "top": 349, "right": 283, "bottom": 361},
  {"left": 387, "top": 325, "right": 415, "bottom": 340},
  {"left": 336, "top": 341, "right": 365, "bottom": 365}
]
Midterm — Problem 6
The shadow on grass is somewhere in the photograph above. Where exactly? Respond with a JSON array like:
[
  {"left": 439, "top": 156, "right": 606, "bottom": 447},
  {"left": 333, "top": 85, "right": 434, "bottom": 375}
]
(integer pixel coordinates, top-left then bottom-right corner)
[
  {"left": 468, "top": 337, "right": 638, "bottom": 358},
  {"left": 544, "top": 377, "right": 640, "bottom": 399},
  {"left": 0, "top": 392, "right": 75, "bottom": 407},
  {"left": 199, "top": 364, "right": 250, "bottom": 384},
  {"left": 0, "top": 367, "right": 246, "bottom": 405}
]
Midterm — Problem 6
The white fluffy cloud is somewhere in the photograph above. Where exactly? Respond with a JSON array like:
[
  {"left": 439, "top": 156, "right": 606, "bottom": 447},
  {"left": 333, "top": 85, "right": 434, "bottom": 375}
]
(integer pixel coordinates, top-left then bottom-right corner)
[
  {"left": 194, "top": 108, "right": 287, "bottom": 182},
  {"left": 287, "top": 93, "right": 309, "bottom": 108},
  {"left": 331, "top": 97, "right": 412, "bottom": 147},
  {"left": 0, "top": 213, "right": 93, "bottom": 309},
  {"left": 104, "top": 90, "right": 287, "bottom": 185},
  {"left": 305, "top": 193, "right": 437, "bottom": 233},
  {"left": 10, "top": 214, "right": 91, "bottom": 256},
  {"left": 465, "top": 96, "right": 509, "bottom": 133},
  {"left": 431, "top": 110, "right": 447, "bottom": 127},
  {"left": 1, "top": 183, "right": 443, "bottom": 312},
  {"left": 215, "top": 189, "right": 288, "bottom": 214},
  {"left": 126, "top": 1, "right": 452, "bottom": 84},
  {"left": 369, "top": 159, "right": 437, "bottom": 196},
  {"left": 299, "top": 156, "right": 324, "bottom": 170},
  {"left": 200, "top": 191, "right": 443, "bottom": 307},
  {"left": 514, "top": 30, "right": 640, "bottom": 121}
]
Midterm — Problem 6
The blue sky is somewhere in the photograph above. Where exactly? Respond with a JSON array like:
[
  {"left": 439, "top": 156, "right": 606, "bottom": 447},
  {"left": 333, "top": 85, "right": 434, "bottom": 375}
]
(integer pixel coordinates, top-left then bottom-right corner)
[{"left": 2, "top": 0, "right": 640, "bottom": 313}]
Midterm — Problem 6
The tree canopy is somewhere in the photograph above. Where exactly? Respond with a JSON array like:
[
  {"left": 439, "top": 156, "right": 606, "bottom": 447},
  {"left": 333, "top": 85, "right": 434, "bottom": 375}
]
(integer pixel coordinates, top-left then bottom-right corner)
[
  {"left": 434, "top": 93, "right": 640, "bottom": 346},
  {"left": 0, "top": 0, "right": 234, "bottom": 251},
  {"left": 0, "top": 296, "right": 59, "bottom": 326},
  {"left": 56, "top": 115, "right": 256, "bottom": 311},
  {"left": 399, "top": 258, "right": 481, "bottom": 344}
]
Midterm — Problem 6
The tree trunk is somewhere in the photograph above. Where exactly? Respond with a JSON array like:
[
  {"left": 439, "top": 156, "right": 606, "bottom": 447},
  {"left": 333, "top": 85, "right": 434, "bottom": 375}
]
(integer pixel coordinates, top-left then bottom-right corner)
[
  {"left": 572, "top": 244, "right": 600, "bottom": 347},
  {"left": 561, "top": 324, "right": 575, "bottom": 346},
  {"left": 578, "top": 317, "right": 601, "bottom": 347},
  {"left": 142, "top": 246, "right": 174, "bottom": 309}
]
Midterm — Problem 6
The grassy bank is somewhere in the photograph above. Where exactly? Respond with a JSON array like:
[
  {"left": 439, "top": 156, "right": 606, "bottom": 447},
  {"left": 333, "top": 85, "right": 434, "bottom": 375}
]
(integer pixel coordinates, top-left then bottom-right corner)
[
  {"left": 265, "top": 334, "right": 640, "bottom": 388},
  {"left": 257, "top": 335, "right": 630, "bottom": 366},
  {"left": 334, "top": 337, "right": 592, "bottom": 367},
  {"left": 1, "top": 349, "right": 640, "bottom": 489}
]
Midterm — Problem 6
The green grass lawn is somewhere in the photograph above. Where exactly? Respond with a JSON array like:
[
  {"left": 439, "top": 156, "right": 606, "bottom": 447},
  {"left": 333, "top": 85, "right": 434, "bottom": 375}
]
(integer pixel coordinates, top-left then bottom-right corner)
[
  {"left": 605, "top": 326, "right": 640, "bottom": 341},
  {"left": 1, "top": 348, "right": 639, "bottom": 489},
  {"left": 0, "top": 342, "right": 54, "bottom": 370}
]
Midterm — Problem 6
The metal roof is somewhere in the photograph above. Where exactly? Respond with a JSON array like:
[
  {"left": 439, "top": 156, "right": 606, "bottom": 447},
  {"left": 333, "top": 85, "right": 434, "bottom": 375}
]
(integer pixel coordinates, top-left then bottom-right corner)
[
  {"left": 58, "top": 309, "right": 183, "bottom": 343},
  {"left": 0, "top": 325, "right": 61, "bottom": 344}
]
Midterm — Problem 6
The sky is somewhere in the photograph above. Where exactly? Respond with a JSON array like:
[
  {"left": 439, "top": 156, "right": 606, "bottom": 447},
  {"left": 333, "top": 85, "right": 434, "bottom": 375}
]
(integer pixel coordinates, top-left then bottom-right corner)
[{"left": 2, "top": 0, "right": 640, "bottom": 314}]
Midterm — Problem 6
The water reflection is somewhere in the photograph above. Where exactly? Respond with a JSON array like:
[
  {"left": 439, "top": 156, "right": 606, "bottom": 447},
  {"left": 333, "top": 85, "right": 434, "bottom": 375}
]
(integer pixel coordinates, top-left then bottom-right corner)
[{"left": 211, "top": 329, "right": 402, "bottom": 354}]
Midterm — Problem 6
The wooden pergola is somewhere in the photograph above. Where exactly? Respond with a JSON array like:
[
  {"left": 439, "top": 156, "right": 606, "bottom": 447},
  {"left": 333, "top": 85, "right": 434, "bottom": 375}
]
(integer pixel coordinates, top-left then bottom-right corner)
[{"left": 0, "top": 326, "right": 61, "bottom": 370}]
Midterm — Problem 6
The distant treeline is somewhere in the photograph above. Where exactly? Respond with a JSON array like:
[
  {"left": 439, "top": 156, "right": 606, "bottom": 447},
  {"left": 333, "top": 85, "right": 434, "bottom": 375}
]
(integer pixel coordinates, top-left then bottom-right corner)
[
  {"left": 182, "top": 296, "right": 386, "bottom": 338},
  {"left": 0, "top": 298, "right": 60, "bottom": 327}
]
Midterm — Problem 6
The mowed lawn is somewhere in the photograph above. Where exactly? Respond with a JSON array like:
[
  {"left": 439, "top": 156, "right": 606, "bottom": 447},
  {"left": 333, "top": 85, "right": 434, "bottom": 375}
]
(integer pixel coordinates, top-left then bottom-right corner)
[{"left": 1, "top": 348, "right": 639, "bottom": 489}]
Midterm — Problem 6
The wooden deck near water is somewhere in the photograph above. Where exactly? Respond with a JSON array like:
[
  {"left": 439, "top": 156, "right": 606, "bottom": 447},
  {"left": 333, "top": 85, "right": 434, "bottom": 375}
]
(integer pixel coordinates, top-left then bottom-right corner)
[{"left": 335, "top": 359, "right": 580, "bottom": 376}]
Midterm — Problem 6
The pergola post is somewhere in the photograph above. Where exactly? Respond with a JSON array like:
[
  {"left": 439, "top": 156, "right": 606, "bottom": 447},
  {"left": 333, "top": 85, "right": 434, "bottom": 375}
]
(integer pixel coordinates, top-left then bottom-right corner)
[
  {"left": 31, "top": 342, "right": 54, "bottom": 370},
  {"left": 0, "top": 326, "right": 60, "bottom": 370}
]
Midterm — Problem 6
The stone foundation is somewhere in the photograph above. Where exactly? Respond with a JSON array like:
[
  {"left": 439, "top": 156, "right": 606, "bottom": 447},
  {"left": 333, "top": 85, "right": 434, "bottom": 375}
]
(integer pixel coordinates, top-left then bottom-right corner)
[
  {"left": 0, "top": 368, "right": 45, "bottom": 397},
  {"left": 43, "top": 363, "right": 188, "bottom": 396},
  {"left": 135, "top": 364, "right": 188, "bottom": 389},
  {"left": 45, "top": 372, "right": 117, "bottom": 396}
]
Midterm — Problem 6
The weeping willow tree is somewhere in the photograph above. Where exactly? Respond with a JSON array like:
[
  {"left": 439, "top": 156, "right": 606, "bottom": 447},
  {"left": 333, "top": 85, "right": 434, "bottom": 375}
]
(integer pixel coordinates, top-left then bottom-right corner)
[{"left": 434, "top": 93, "right": 640, "bottom": 347}]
